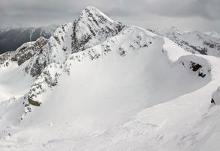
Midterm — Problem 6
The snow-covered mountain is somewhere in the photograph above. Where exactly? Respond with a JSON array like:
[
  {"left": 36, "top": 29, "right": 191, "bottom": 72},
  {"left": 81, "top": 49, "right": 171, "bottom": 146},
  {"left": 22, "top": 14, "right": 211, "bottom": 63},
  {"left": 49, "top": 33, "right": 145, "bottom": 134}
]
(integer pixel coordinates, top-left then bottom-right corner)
[
  {"left": 156, "top": 27, "right": 220, "bottom": 57},
  {"left": 0, "top": 25, "right": 57, "bottom": 54},
  {"left": 0, "top": 6, "right": 220, "bottom": 151}
]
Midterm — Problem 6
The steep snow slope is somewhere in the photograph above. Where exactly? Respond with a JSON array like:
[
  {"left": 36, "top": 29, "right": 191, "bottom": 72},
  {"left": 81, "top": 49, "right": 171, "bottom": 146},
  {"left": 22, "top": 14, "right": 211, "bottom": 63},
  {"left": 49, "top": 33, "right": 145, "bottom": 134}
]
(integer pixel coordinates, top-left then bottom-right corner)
[{"left": 0, "top": 6, "right": 220, "bottom": 151}]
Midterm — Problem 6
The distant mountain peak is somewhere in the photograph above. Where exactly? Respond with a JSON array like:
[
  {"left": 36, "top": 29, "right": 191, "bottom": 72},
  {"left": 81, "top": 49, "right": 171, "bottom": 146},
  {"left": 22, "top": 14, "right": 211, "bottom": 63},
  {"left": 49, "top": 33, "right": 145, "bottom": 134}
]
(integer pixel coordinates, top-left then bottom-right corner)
[{"left": 156, "top": 27, "right": 220, "bottom": 57}]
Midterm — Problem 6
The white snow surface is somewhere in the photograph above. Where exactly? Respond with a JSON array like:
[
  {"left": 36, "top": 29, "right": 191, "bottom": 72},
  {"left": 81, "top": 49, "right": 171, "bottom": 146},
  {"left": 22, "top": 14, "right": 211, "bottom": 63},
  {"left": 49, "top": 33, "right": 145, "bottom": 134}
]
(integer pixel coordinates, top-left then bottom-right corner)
[
  {"left": 0, "top": 63, "right": 33, "bottom": 102},
  {"left": 1, "top": 7, "right": 220, "bottom": 151}
]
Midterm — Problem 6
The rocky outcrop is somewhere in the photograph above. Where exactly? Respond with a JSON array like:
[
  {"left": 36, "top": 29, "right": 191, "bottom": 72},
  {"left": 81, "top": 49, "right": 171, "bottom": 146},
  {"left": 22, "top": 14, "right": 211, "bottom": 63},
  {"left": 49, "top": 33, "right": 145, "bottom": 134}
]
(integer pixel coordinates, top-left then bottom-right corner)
[{"left": 12, "top": 37, "right": 48, "bottom": 65}]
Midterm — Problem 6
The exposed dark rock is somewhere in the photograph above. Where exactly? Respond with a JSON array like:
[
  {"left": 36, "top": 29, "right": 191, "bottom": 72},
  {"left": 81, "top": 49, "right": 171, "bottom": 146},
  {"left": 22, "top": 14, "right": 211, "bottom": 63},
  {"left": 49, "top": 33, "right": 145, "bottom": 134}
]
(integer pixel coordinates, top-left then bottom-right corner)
[
  {"left": 28, "top": 97, "right": 41, "bottom": 106},
  {"left": 190, "top": 62, "right": 202, "bottom": 71},
  {"left": 211, "top": 98, "right": 216, "bottom": 104},
  {"left": 198, "top": 72, "right": 206, "bottom": 78},
  {"left": 29, "top": 59, "right": 47, "bottom": 77}
]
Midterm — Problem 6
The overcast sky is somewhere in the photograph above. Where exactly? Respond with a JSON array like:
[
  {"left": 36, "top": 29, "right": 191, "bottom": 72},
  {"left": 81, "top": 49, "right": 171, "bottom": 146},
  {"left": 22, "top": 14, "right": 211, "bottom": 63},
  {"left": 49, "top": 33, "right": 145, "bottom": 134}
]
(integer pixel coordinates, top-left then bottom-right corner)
[{"left": 1, "top": 0, "right": 220, "bottom": 32}]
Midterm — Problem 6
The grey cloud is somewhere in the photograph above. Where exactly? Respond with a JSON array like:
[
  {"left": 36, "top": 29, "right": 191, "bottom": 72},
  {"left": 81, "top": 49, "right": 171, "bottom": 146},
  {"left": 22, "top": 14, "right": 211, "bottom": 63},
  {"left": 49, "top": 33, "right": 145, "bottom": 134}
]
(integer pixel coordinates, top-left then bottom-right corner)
[{"left": 0, "top": 0, "right": 220, "bottom": 32}]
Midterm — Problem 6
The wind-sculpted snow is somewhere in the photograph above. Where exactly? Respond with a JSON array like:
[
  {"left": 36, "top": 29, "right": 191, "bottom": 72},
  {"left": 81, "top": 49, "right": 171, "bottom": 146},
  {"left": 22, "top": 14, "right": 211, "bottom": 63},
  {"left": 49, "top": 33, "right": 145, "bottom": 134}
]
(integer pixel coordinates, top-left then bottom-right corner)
[
  {"left": 177, "top": 55, "right": 211, "bottom": 78},
  {"left": 1, "top": 6, "right": 220, "bottom": 151}
]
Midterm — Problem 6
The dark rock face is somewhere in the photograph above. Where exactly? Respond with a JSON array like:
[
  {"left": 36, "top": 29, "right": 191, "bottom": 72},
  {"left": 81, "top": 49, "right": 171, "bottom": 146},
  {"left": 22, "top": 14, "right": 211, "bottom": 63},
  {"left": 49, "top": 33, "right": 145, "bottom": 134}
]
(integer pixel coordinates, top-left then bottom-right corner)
[{"left": 29, "top": 59, "right": 47, "bottom": 77}]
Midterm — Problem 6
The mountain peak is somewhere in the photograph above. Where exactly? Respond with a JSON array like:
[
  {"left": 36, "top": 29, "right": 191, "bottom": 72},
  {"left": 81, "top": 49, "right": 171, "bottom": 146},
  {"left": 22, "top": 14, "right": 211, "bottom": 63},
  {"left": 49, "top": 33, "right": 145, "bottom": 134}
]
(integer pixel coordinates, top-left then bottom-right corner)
[
  {"left": 72, "top": 6, "right": 125, "bottom": 51},
  {"left": 79, "top": 6, "right": 114, "bottom": 23}
]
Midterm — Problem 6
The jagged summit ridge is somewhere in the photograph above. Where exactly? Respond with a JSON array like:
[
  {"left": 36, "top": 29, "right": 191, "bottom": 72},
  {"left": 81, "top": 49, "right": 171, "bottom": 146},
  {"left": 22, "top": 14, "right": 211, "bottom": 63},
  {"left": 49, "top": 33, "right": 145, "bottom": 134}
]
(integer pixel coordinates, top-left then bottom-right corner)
[
  {"left": 80, "top": 6, "right": 114, "bottom": 23},
  {"left": 72, "top": 6, "right": 125, "bottom": 51}
]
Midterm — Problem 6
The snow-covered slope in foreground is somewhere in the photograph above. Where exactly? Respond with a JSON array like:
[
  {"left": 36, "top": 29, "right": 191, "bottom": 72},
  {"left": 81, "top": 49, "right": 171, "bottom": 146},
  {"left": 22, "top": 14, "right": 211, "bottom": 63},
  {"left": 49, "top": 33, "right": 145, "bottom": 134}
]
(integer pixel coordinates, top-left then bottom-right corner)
[{"left": 1, "top": 6, "right": 220, "bottom": 151}]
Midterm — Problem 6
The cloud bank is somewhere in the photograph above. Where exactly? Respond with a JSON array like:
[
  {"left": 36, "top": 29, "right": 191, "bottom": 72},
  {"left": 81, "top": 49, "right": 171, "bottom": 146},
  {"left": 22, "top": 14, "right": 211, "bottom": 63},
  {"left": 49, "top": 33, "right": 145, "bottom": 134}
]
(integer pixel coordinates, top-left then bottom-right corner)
[{"left": 1, "top": 0, "right": 220, "bottom": 32}]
